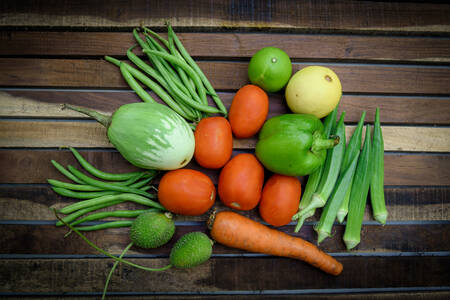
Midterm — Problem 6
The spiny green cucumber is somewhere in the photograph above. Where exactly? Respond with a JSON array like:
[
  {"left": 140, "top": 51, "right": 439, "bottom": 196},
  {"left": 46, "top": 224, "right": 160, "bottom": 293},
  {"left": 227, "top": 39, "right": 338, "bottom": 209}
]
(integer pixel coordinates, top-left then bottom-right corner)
[
  {"left": 130, "top": 211, "right": 175, "bottom": 248},
  {"left": 169, "top": 232, "right": 213, "bottom": 268}
]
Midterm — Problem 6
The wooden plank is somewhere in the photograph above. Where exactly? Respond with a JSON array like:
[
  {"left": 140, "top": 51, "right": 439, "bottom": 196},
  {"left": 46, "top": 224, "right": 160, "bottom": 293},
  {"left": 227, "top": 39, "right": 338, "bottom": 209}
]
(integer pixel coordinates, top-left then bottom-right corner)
[
  {"left": 0, "top": 150, "right": 448, "bottom": 186},
  {"left": 1, "top": 119, "right": 449, "bottom": 152},
  {"left": 1, "top": 186, "right": 448, "bottom": 222},
  {"left": 1, "top": 31, "right": 450, "bottom": 63},
  {"left": 0, "top": 223, "right": 448, "bottom": 255},
  {"left": 4, "top": 292, "right": 450, "bottom": 300},
  {"left": 2, "top": 91, "right": 450, "bottom": 125},
  {"left": 0, "top": 256, "right": 448, "bottom": 293},
  {"left": 1, "top": 59, "right": 450, "bottom": 94},
  {"left": 1, "top": 0, "right": 449, "bottom": 33}
]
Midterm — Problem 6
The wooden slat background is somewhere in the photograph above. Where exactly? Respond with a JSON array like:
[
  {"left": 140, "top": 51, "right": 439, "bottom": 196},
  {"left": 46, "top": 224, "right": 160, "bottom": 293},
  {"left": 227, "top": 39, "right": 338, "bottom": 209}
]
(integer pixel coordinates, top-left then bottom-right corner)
[{"left": 0, "top": 0, "right": 449, "bottom": 298}]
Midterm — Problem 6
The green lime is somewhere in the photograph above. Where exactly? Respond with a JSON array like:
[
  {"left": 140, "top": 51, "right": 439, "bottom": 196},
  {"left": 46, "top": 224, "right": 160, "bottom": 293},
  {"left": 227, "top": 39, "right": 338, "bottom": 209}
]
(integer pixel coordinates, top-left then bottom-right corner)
[{"left": 248, "top": 47, "right": 292, "bottom": 93}]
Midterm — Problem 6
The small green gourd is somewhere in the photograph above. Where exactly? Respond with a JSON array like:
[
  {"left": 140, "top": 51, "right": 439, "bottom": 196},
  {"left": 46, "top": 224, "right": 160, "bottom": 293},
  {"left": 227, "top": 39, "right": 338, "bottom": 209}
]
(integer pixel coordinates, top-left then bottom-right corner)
[
  {"left": 170, "top": 232, "right": 214, "bottom": 268},
  {"left": 129, "top": 211, "right": 175, "bottom": 248}
]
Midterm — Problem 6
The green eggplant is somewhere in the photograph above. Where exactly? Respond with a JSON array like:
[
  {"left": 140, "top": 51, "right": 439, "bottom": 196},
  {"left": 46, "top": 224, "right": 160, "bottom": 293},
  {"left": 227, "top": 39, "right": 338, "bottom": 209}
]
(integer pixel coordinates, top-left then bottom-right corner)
[{"left": 255, "top": 114, "right": 339, "bottom": 176}]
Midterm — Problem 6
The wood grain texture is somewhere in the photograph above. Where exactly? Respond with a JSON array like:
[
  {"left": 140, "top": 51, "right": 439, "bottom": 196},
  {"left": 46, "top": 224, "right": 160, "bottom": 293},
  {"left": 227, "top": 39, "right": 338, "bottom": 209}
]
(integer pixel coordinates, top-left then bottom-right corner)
[
  {"left": 2, "top": 91, "right": 450, "bottom": 125},
  {"left": 1, "top": 150, "right": 448, "bottom": 186},
  {"left": 1, "top": 31, "right": 450, "bottom": 63},
  {"left": 1, "top": 223, "right": 449, "bottom": 255},
  {"left": 1, "top": 0, "right": 450, "bottom": 33},
  {"left": 0, "top": 257, "right": 449, "bottom": 293},
  {"left": 1, "top": 59, "right": 450, "bottom": 94},
  {"left": 1, "top": 186, "right": 448, "bottom": 222},
  {"left": 4, "top": 292, "right": 450, "bottom": 300},
  {"left": 1, "top": 119, "right": 449, "bottom": 152}
]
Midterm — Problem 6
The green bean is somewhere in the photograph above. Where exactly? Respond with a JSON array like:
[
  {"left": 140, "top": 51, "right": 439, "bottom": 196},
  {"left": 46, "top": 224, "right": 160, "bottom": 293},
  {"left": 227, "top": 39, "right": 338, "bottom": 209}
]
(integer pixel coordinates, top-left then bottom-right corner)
[
  {"left": 51, "top": 160, "right": 85, "bottom": 184},
  {"left": 74, "top": 220, "right": 133, "bottom": 231},
  {"left": 123, "top": 50, "right": 198, "bottom": 120},
  {"left": 129, "top": 177, "right": 153, "bottom": 189},
  {"left": 69, "top": 147, "right": 153, "bottom": 181},
  {"left": 142, "top": 49, "right": 209, "bottom": 108},
  {"left": 143, "top": 26, "right": 169, "bottom": 48},
  {"left": 56, "top": 200, "right": 124, "bottom": 226},
  {"left": 120, "top": 62, "right": 155, "bottom": 103},
  {"left": 59, "top": 193, "right": 165, "bottom": 214},
  {"left": 70, "top": 208, "right": 159, "bottom": 227},
  {"left": 133, "top": 29, "right": 182, "bottom": 87},
  {"left": 67, "top": 165, "right": 156, "bottom": 199},
  {"left": 52, "top": 187, "right": 119, "bottom": 199},
  {"left": 48, "top": 179, "right": 103, "bottom": 191},
  {"left": 167, "top": 24, "right": 227, "bottom": 116}
]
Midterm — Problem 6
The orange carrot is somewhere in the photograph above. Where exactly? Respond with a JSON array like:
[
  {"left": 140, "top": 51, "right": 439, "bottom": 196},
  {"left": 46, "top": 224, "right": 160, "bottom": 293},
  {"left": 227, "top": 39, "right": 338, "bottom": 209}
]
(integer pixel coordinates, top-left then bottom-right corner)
[{"left": 208, "top": 211, "right": 343, "bottom": 276}]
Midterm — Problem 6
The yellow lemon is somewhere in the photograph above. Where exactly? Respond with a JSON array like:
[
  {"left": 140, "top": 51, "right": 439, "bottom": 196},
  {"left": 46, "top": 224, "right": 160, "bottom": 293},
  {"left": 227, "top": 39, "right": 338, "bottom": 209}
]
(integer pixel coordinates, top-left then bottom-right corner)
[{"left": 285, "top": 66, "right": 342, "bottom": 118}]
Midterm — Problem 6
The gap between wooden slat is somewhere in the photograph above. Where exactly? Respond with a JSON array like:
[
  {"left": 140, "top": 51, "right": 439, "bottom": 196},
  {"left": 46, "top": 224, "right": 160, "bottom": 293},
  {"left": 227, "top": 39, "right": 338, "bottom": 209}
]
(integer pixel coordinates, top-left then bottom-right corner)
[{"left": 0, "top": 120, "right": 448, "bottom": 152}]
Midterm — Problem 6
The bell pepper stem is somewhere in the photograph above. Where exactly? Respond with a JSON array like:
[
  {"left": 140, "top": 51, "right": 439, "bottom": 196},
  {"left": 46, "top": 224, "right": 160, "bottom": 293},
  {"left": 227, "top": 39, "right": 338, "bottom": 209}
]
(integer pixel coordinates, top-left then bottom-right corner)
[{"left": 311, "top": 133, "right": 340, "bottom": 153}]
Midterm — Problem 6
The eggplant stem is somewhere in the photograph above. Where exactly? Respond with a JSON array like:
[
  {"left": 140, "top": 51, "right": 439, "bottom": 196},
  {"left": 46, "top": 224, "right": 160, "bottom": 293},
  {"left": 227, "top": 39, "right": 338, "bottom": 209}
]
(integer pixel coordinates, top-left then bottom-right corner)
[{"left": 63, "top": 104, "right": 111, "bottom": 128}]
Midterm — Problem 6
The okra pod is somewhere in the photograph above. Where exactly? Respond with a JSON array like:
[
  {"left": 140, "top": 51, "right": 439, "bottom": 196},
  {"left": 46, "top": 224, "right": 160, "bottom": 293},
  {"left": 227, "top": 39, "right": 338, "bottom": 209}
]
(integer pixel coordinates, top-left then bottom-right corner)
[
  {"left": 336, "top": 111, "right": 366, "bottom": 223},
  {"left": 315, "top": 151, "right": 360, "bottom": 244},
  {"left": 292, "top": 106, "right": 338, "bottom": 232},
  {"left": 299, "top": 111, "right": 346, "bottom": 216},
  {"left": 370, "top": 108, "right": 387, "bottom": 224},
  {"left": 343, "top": 125, "right": 372, "bottom": 250}
]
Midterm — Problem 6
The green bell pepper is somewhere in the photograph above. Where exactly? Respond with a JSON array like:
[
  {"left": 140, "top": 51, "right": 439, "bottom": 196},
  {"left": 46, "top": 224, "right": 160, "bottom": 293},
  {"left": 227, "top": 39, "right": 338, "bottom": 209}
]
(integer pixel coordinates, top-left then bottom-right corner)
[{"left": 255, "top": 114, "right": 339, "bottom": 176}]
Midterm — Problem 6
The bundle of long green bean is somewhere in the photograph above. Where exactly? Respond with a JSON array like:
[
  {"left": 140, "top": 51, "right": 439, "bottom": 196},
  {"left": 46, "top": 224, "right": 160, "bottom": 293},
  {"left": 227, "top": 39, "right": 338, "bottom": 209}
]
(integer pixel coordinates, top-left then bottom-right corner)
[
  {"left": 105, "top": 24, "right": 227, "bottom": 124},
  {"left": 294, "top": 108, "right": 386, "bottom": 250},
  {"left": 49, "top": 148, "right": 166, "bottom": 231}
]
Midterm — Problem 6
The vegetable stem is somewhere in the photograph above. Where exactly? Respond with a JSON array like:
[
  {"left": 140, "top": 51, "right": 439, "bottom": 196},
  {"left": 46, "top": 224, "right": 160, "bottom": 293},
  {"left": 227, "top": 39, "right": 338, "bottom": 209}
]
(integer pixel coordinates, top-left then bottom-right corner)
[{"left": 63, "top": 104, "right": 111, "bottom": 128}]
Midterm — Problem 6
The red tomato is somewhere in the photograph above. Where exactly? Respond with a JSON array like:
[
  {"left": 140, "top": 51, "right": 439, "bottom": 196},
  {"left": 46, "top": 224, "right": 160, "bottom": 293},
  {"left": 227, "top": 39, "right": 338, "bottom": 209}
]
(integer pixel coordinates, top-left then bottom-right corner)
[
  {"left": 158, "top": 169, "right": 215, "bottom": 216},
  {"left": 259, "top": 174, "right": 302, "bottom": 226},
  {"left": 218, "top": 153, "right": 264, "bottom": 210},
  {"left": 194, "top": 117, "right": 233, "bottom": 169},
  {"left": 228, "top": 84, "right": 269, "bottom": 138}
]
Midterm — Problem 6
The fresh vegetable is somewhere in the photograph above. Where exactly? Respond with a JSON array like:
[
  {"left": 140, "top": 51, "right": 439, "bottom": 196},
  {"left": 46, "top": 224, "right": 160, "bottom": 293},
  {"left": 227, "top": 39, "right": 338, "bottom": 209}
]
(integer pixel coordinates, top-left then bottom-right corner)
[
  {"left": 315, "top": 152, "right": 360, "bottom": 244},
  {"left": 63, "top": 102, "right": 195, "bottom": 170},
  {"left": 208, "top": 211, "right": 343, "bottom": 276},
  {"left": 255, "top": 114, "right": 339, "bottom": 176},
  {"left": 248, "top": 47, "right": 292, "bottom": 93},
  {"left": 292, "top": 107, "right": 338, "bottom": 232},
  {"left": 259, "top": 174, "right": 302, "bottom": 227},
  {"left": 218, "top": 153, "right": 264, "bottom": 210},
  {"left": 55, "top": 211, "right": 212, "bottom": 299},
  {"left": 336, "top": 111, "right": 366, "bottom": 223},
  {"left": 169, "top": 232, "right": 213, "bottom": 268},
  {"left": 228, "top": 84, "right": 269, "bottom": 138},
  {"left": 129, "top": 211, "right": 175, "bottom": 248},
  {"left": 297, "top": 111, "right": 346, "bottom": 217},
  {"left": 370, "top": 108, "right": 387, "bottom": 224},
  {"left": 194, "top": 117, "right": 233, "bottom": 169},
  {"left": 158, "top": 169, "right": 216, "bottom": 216},
  {"left": 285, "top": 66, "right": 342, "bottom": 118},
  {"left": 343, "top": 125, "right": 372, "bottom": 250}
]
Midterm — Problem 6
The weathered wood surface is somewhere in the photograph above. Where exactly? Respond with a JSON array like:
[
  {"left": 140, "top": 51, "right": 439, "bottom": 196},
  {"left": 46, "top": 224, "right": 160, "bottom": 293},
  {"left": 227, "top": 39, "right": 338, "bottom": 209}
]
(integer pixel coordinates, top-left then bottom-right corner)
[
  {"left": 1, "top": 0, "right": 450, "bottom": 33},
  {"left": 1, "top": 58, "right": 450, "bottom": 94},
  {"left": 1, "top": 257, "right": 449, "bottom": 293},
  {"left": 1, "top": 31, "right": 450, "bottom": 63},
  {"left": 2, "top": 91, "right": 450, "bottom": 125},
  {"left": 1, "top": 0, "right": 449, "bottom": 298},
  {"left": 0, "top": 150, "right": 449, "bottom": 186}
]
